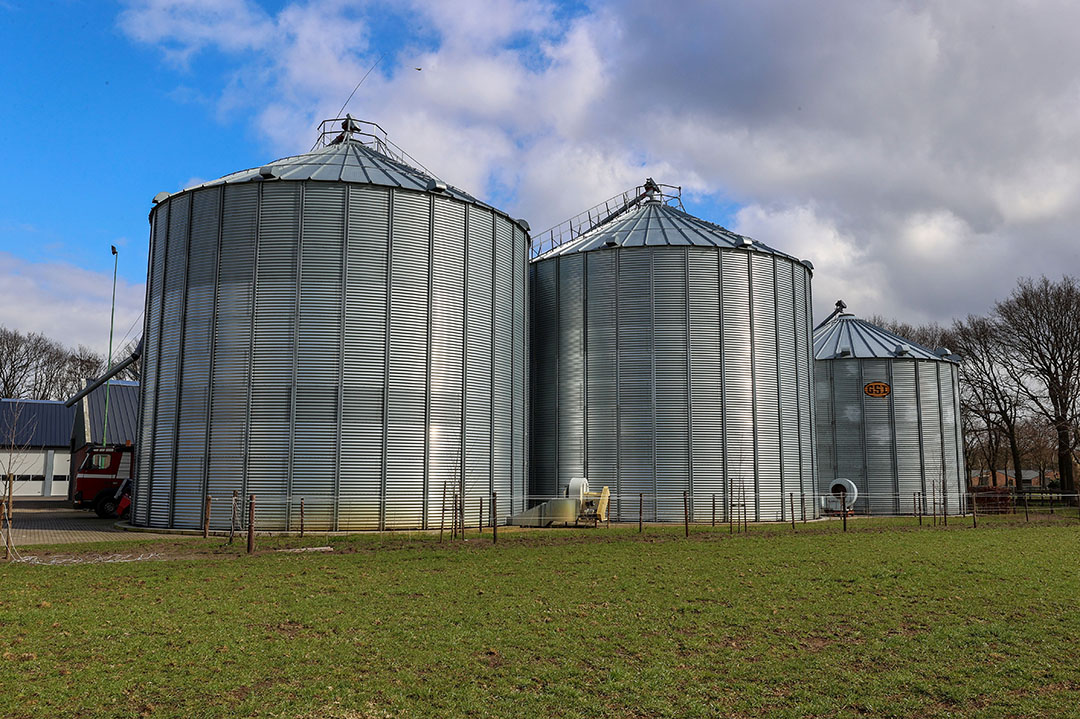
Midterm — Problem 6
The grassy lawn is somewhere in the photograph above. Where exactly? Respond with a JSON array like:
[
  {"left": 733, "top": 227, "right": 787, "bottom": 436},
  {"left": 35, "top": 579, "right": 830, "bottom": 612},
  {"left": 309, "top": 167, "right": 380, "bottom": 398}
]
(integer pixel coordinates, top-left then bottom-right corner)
[{"left": 2, "top": 515, "right": 1079, "bottom": 718}]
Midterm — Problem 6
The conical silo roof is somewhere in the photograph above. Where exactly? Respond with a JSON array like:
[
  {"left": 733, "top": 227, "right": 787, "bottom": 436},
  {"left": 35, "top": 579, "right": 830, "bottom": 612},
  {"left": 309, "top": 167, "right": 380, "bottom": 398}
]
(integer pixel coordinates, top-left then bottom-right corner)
[
  {"left": 181, "top": 139, "right": 481, "bottom": 203},
  {"left": 535, "top": 201, "right": 799, "bottom": 261},
  {"left": 814, "top": 311, "right": 953, "bottom": 362}
]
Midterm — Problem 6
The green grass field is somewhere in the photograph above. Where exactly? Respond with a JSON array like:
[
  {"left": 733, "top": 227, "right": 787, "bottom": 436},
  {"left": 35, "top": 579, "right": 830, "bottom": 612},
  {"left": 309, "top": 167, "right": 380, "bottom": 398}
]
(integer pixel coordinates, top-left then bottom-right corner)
[{"left": 2, "top": 515, "right": 1079, "bottom": 718}]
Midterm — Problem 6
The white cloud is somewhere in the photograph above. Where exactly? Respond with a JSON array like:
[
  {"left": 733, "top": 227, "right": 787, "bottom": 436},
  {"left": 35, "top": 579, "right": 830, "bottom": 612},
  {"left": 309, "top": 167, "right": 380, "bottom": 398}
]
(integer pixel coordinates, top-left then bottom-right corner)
[
  {"left": 0, "top": 252, "right": 144, "bottom": 357},
  {"left": 119, "top": 0, "right": 1080, "bottom": 326}
]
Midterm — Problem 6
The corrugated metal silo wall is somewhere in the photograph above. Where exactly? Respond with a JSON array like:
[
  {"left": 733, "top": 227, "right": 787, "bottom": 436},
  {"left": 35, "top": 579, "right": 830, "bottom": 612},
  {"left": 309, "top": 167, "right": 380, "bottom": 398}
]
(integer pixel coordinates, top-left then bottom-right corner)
[
  {"left": 814, "top": 358, "right": 966, "bottom": 514},
  {"left": 135, "top": 182, "right": 528, "bottom": 530},
  {"left": 529, "top": 246, "right": 817, "bottom": 522}
]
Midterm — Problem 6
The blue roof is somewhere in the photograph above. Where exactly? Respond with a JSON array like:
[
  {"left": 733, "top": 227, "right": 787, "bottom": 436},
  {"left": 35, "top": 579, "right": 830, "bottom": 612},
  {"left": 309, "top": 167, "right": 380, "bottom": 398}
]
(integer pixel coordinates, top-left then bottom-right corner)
[{"left": 0, "top": 399, "right": 75, "bottom": 448}]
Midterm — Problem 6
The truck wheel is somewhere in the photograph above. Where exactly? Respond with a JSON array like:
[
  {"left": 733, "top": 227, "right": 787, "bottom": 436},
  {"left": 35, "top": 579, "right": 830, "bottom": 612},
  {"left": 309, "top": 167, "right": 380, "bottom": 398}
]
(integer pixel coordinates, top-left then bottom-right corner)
[{"left": 95, "top": 493, "right": 119, "bottom": 518}]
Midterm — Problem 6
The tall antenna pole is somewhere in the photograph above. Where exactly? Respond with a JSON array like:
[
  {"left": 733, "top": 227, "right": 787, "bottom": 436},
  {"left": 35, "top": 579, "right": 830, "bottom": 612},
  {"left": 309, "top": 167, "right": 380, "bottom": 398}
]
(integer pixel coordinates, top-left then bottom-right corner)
[{"left": 103, "top": 245, "right": 118, "bottom": 446}]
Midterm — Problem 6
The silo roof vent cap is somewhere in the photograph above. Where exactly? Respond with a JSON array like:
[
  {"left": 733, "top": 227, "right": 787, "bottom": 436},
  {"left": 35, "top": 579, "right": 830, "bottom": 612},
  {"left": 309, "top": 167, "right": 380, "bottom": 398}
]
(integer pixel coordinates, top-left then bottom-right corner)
[
  {"left": 740, "top": 236, "right": 754, "bottom": 248},
  {"left": 152, "top": 191, "right": 170, "bottom": 204},
  {"left": 259, "top": 166, "right": 277, "bottom": 179},
  {"left": 426, "top": 178, "right": 447, "bottom": 193},
  {"left": 801, "top": 259, "right": 815, "bottom": 271},
  {"left": 895, "top": 343, "right": 911, "bottom": 356},
  {"left": 837, "top": 346, "right": 851, "bottom": 357},
  {"left": 515, "top": 219, "right": 531, "bottom": 232}
]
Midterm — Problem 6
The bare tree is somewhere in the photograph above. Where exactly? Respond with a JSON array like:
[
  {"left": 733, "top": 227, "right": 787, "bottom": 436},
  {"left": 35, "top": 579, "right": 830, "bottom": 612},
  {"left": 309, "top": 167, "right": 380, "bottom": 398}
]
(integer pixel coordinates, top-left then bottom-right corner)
[
  {"left": 59, "top": 346, "right": 106, "bottom": 401},
  {"left": 112, "top": 338, "right": 141, "bottom": 382},
  {"left": 1, "top": 401, "right": 37, "bottom": 561},
  {"left": 995, "top": 276, "right": 1080, "bottom": 493},
  {"left": 951, "top": 315, "right": 1027, "bottom": 497},
  {"left": 0, "top": 328, "right": 37, "bottom": 398}
]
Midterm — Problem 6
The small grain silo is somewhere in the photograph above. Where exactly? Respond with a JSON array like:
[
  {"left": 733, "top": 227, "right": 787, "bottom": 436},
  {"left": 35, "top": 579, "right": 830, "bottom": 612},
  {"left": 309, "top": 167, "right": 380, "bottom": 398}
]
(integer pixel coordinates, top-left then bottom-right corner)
[
  {"left": 134, "top": 117, "right": 529, "bottom": 531},
  {"left": 530, "top": 181, "right": 817, "bottom": 523},
  {"left": 813, "top": 302, "right": 965, "bottom": 515}
]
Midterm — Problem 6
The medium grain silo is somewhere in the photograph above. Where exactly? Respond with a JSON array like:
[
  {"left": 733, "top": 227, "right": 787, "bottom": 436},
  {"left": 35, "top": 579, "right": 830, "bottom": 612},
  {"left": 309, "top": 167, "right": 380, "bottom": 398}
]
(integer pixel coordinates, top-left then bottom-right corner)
[
  {"left": 530, "top": 181, "right": 817, "bottom": 523},
  {"left": 134, "top": 117, "right": 529, "bottom": 531},
  {"left": 813, "top": 303, "right": 965, "bottom": 515}
]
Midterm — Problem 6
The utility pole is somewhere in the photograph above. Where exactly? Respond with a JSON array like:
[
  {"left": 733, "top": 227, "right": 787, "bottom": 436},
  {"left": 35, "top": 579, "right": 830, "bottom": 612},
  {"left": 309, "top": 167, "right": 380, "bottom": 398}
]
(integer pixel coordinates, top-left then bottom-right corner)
[{"left": 102, "top": 245, "right": 119, "bottom": 445}]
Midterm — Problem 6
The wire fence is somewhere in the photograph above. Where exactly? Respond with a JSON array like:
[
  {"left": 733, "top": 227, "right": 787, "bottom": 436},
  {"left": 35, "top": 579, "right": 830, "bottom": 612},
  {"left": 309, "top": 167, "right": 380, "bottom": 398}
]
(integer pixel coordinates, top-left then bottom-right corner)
[{"left": 171, "top": 489, "right": 1080, "bottom": 537}]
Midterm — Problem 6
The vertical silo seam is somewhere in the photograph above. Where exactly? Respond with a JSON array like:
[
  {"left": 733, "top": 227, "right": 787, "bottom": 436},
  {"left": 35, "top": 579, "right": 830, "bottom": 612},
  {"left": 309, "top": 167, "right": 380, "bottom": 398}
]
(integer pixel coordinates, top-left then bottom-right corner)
[
  {"left": 649, "top": 251, "right": 657, "bottom": 518},
  {"left": 582, "top": 252, "right": 588, "bottom": 483},
  {"left": 685, "top": 247, "right": 694, "bottom": 514},
  {"left": 935, "top": 367, "right": 947, "bottom": 509},
  {"left": 773, "top": 255, "right": 784, "bottom": 519},
  {"left": 858, "top": 360, "right": 869, "bottom": 511},
  {"left": 718, "top": 251, "right": 728, "bottom": 522},
  {"left": 617, "top": 251, "right": 626, "bottom": 516},
  {"left": 200, "top": 186, "right": 224, "bottom": 529},
  {"left": 461, "top": 204, "right": 469, "bottom": 517},
  {"left": 134, "top": 211, "right": 156, "bottom": 526},
  {"left": 243, "top": 184, "right": 261, "bottom": 511},
  {"left": 806, "top": 273, "right": 817, "bottom": 515},
  {"left": 287, "top": 184, "right": 304, "bottom": 529},
  {"left": 335, "top": 186, "right": 349, "bottom": 531},
  {"left": 830, "top": 362, "right": 839, "bottom": 493},
  {"left": 747, "top": 250, "right": 759, "bottom": 521},
  {"left": 422, "top": 194, "right": 433, "bottom": 529},
  {"left": 792, "top": 262, "right": 804, "bottom": 512},
  {"left": 147, "top": 200, "right": 170, "bottom": 525},
  {"left": 888, "top": 360, "right": 900, "bottom": 513},
  {"left": 379, "top": 190, "right": 393, "bottom": 531},
  {"left": 167, "top": 194, "right": 194, "bottom": 527},
  {"left": 489, "top": 211, "right": 496, "bottom": 510},
  {"left": 914, "top": 361, "right": 926, "bottom": 499}
]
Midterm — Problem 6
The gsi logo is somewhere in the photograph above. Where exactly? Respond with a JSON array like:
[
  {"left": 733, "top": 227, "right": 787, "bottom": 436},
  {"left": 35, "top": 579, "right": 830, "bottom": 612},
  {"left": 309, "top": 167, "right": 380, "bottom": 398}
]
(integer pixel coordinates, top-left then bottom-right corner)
[{"left": 864, "top": 381, "right": 891, "bottom": 398}]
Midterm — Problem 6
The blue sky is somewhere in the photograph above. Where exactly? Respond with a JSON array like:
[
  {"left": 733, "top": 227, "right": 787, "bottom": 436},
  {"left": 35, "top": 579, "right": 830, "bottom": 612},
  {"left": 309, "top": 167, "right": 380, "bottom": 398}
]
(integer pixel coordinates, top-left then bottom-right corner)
[{"left": 2, "top": 1, "right": 1080, "bottom": 353}]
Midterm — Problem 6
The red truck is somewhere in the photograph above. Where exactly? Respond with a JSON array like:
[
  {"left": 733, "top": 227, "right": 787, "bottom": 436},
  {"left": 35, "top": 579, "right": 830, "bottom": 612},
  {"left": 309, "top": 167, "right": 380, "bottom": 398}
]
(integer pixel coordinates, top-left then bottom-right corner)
[{"left": 69, "top": 445, "right": 133, "bottom": 518}]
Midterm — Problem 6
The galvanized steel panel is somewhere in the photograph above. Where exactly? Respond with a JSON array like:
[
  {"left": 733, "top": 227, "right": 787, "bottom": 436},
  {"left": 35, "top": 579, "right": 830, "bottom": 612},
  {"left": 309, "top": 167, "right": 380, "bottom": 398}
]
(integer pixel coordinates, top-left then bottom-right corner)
[
  {"left": 721, "top": 251, "right": 755, "bottom": 520},
  {"left": 150, "top": 193, "right": 188, "bottom": 527},
  {"left": 385, "top": 190, "right": 430, "bottom": 528},
  {"left": 617, "top": 250, "right": 655, "bottom": 519},
  {"left": 531, "top": 260, "right": 558, "bottom": 499},
  {"left": 493, "top": 216, "right": 514, "bottom": 522},
  {"left": 688, "top": 249, "right": 723, "bottom": 522},
  {"left": 464, "top": 205, "right": 493, "bottom": 523},
  {"left": 585, "top": 251, "right": 618, "bottom": 513},
  {"left": 862, "top": 359, "right": 897, "bottom": 514},
  {"left": 339, "top": 184, "right": 389, "bottom": 530},
  {"left": 751, "top": 254, "right": 781, "bottom": 520},
  {"left": 653, "top": 249, "right": 689, "bottom": 521},
  {"left": 173, "top": 188, "right": 219, "bottom": 528},
  {"left": 427, "top": 196, "right": 465, "bottom": 527},
  {"left": 557, "top": 253, "right": 585, "bottom": 495},
  {"left": 207, "top": 183, "right": 257, "bottom": 528},
  {"left": 775, "top": 261, "right": 800, "bottom": 517}
]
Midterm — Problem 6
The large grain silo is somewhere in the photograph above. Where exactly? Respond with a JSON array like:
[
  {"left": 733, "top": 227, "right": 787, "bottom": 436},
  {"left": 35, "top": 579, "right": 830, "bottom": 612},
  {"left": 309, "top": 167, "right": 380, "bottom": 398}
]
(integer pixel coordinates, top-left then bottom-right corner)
[
  {"left": 134, "top": 117, "right": 529, "bottom": 531},
  {"left": 813, "top": 303, "right": 964, "bottom": 515},
  {"left": 530, "top": 181, "right": 817, "bottom": 523}
]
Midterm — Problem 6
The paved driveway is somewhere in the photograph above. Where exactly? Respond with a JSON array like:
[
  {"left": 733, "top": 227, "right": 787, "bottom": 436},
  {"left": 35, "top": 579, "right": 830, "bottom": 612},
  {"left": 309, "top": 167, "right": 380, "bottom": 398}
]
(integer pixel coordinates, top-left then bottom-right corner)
[{"left": 5, "top": 498, "right": 181, "bottom": 546}]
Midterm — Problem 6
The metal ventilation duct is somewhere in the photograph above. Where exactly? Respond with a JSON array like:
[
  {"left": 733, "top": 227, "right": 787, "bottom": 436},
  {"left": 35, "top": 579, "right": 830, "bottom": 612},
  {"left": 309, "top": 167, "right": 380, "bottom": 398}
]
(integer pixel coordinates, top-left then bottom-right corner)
[{"left": 134, "top": 119, "right": 529, "bottom": 531}]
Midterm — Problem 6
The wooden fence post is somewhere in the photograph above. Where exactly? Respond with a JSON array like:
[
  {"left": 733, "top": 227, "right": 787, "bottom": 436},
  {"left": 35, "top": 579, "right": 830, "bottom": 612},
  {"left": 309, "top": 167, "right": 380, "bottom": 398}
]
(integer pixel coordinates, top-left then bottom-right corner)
[
  {"left": 247, "top": 494, "right": 255, "bottom": 554},
  {"left": 203, "top": 495, "right": 211, "bottom": 539}
]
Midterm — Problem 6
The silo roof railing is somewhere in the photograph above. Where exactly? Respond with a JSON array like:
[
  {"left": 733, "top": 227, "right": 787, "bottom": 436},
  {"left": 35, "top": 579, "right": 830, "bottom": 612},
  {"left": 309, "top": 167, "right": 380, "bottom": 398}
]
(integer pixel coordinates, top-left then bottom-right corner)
[
  {"left": 813, "top": 306, "right": 955, "bottom": 362},
  {"left": 311, "top": 115, "right": 436, "bottom": 177},
  {"left": 530, "top": 179, "right": 685, "bottom": 259}
]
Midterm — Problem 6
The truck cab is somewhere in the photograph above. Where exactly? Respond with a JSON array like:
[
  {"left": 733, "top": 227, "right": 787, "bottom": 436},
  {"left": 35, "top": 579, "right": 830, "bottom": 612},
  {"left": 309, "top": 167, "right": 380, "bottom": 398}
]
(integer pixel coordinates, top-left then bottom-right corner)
[{"left": 70, "top": 445, "right": 133, "bottom": 518}]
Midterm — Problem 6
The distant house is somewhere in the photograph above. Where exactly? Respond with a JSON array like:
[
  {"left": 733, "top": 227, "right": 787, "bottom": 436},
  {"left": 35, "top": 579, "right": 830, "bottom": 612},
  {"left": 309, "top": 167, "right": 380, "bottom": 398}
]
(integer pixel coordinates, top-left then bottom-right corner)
[
  {"left": 969, "top": 469, "right": 1058, "bottom": 489},
  {"left": 69, "top": 380, "right": 139, "bottom": 483},
  {"left": 0, "top": 398, "right": 75, "bottom": 496}
]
